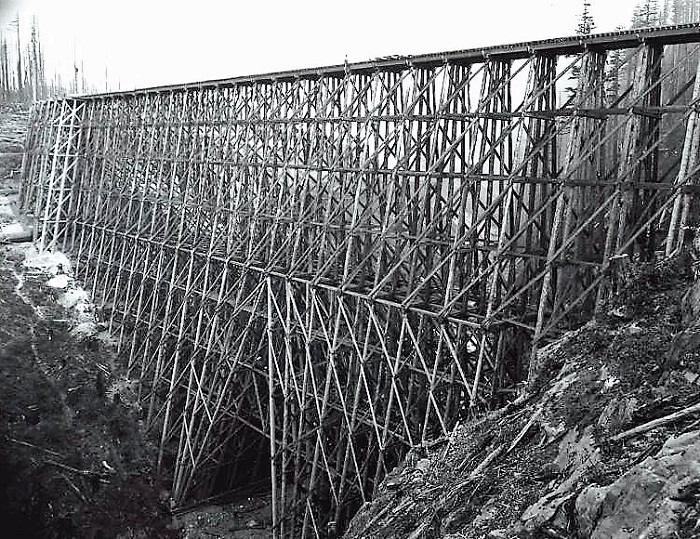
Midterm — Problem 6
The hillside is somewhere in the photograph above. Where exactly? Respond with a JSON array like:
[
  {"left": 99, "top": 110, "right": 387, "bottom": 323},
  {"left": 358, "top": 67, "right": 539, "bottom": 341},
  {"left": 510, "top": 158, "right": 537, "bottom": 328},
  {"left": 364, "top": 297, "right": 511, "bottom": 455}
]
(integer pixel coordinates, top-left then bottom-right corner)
[
  {"left": 0, "top": 105, "right": 179, "bottom": 539},
  {"left": 344, "top": 253, "right": 700, "bottom": 538}
]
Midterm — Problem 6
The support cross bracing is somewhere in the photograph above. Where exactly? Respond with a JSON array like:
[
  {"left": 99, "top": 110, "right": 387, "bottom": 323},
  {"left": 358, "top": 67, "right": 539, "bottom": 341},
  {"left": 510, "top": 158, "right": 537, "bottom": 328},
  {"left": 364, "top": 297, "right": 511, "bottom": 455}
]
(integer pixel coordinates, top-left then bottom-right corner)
[{"left": 19, "top": 24, "right": 700, "bottom": 538}]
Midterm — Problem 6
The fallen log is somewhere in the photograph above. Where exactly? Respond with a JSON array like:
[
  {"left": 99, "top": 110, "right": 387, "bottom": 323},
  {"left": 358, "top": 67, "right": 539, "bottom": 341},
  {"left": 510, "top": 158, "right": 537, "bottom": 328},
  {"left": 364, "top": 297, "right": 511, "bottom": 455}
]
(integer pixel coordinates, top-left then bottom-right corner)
[
  {"left": 610, "top": 400, "right": 700, "bottom": 442},
  {"left": 469, "top": 444, "right": 504, "bottom": 479},
  {"left": 0, "top": 224, "right": 33, "bottom": 243},
  {"left": 507, "top": 406, "right": 543, "bottom": 454}
]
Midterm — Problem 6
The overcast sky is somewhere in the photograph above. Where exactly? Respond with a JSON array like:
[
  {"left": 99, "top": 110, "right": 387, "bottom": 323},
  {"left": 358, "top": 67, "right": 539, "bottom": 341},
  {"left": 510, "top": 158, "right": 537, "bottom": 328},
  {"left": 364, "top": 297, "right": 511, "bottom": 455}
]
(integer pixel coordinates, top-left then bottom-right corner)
[{"left": 0, "top": 0, "right": 641, "bottom": 91}]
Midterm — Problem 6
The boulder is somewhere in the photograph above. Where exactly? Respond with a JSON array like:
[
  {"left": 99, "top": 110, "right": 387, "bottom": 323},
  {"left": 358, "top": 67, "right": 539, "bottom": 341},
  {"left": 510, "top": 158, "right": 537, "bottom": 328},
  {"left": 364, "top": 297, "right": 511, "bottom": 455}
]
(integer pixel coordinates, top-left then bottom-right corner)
[{"left": 575, "top": 430, "right": 700, "bottom": 538}]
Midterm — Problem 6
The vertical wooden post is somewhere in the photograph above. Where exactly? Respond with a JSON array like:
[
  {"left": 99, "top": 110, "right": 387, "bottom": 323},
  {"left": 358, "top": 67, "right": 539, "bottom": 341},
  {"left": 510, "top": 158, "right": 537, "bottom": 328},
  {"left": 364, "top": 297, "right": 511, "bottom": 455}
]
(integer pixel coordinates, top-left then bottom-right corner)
[
  {"left": 267, "top": 276, "right": 279, "bottom": 538},
  {"left": 666, "top": 55, "right": 700, "bottom": 255}
]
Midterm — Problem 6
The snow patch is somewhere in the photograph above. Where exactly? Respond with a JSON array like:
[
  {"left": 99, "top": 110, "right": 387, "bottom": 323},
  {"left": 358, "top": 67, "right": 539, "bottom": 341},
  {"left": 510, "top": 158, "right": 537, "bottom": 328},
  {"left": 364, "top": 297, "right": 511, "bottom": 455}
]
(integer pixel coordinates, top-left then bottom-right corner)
[
  {"left": 59, "top": 286, "right": 97, "bottom": 341},
  {"left": 58, "top": 288, "right": 89, "bottom": 309},
  {"left": 46, "top": 274, "right": 71, "bottom": 289},
  {"left": 0, "top": 196, "right": 13, "bottom": 218},
  {"left": 0, "top": 222, "right": 24, "bottom": 236},
  {"left": 23, "top": 248, "right": 103, "bottom": 342},
  {"left": 24, "top": 250, "right": 72, "bottom": 275}
]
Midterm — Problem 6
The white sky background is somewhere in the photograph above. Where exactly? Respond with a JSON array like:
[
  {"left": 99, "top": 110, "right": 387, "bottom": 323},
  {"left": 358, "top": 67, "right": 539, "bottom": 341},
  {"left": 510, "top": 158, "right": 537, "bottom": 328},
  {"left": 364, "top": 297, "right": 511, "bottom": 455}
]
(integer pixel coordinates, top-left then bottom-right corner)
[{"left": 0, "top": 0, "right": 640, "bottom": 92}]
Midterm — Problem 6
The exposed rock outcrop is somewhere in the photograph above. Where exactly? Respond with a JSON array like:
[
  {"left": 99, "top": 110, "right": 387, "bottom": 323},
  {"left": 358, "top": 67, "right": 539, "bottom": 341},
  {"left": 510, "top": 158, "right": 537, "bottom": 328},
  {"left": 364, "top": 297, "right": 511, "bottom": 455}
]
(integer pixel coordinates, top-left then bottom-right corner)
[{"left": 576, "top": 430, "right": 700, "bottom": 539}]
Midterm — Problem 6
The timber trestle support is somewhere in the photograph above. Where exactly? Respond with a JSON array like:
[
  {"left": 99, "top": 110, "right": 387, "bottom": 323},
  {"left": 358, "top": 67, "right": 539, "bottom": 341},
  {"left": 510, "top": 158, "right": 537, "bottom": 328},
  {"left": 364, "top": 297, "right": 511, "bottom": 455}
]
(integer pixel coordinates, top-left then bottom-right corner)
[{"left": 19, "top": 24, "right": 700, "bottom": 537}]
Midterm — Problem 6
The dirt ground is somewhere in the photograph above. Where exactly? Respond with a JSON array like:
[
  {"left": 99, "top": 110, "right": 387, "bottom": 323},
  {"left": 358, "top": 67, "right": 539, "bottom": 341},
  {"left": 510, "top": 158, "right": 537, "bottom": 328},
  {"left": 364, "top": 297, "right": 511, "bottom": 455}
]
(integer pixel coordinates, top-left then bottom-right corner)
[{"left": 0, "top": 105, "right": 180, "bottom": 539}]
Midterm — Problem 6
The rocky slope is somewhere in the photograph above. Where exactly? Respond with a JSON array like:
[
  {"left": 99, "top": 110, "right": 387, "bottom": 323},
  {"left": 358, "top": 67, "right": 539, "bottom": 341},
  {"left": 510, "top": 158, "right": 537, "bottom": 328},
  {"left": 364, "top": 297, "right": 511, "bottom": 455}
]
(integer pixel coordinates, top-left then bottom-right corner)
[{"left": 344, "top": 254, "right": 700, "bottom": 539}]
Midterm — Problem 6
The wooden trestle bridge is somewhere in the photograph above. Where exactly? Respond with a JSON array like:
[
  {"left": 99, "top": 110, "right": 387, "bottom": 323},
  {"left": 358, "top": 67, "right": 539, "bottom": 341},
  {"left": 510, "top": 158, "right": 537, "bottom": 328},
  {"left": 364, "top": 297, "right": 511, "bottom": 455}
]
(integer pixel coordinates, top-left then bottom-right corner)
[{"left": 18, "top": 23, "right": 700, "bottom": 537}]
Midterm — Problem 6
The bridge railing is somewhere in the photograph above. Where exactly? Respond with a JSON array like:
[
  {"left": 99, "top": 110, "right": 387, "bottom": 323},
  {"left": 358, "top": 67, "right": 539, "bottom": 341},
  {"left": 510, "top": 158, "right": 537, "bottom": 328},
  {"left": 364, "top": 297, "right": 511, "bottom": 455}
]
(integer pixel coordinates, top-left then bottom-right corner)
[{"left": 19, "top": 24, "right": 700, "bottom": 538}]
